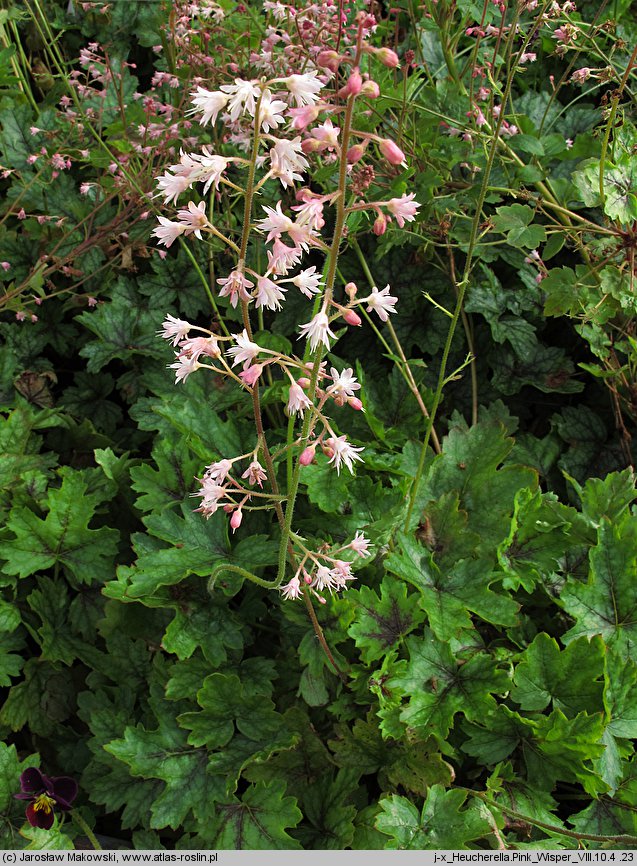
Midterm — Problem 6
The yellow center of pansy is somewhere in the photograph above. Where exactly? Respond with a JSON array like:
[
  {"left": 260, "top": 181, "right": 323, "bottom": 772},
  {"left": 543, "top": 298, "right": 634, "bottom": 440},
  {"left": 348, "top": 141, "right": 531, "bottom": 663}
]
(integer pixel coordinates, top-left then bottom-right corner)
[{"left": 32, "top": 793, "right": 55, "bottom": 813}]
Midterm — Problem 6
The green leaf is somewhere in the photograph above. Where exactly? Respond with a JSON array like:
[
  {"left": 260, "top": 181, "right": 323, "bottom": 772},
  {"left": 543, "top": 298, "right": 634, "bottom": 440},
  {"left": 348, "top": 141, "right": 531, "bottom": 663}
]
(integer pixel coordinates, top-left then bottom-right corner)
[
  {"left": 106, "top": 716, "right": 225, "bottom": 830},
  {"left": 130, "top": 436, "right": 200, "bottom": 513},
  {"left": 0, "top": 470, "right": 119, "bottom": 582},
  {"left": 579, "top": 469, "right": 636, "bottom": 526},
  {"left": 492, "top": 204, "right": 546, "bottom": 248},
  {"left": 376, "top": 786, "right": 494, "bottom": 849},
  {"left": 561, "top": 514, "right": 637, "bottom": 655},
  {"left": 177, "top": 672, "right": 284, "bottom": 749},
  {"left": 200, "top": 781, "right": 302, "bottom": 849},
  {"left": 497, "top": 487, "right": 581, "bottom": 592},
  {"left": 294, "top": 768, "right": 358, "bottom": 849},
  {"left": 77, "top": 280, "right": 164, "bottom": 373},
  {"left": 462, "top": 705, "right": 533, "bottom": 764},
  {"left": 419, "top": 417, "right": 537, "bottom": 548},
  {"left": 301, "top": 460, "right": 350, "bottom": 513},
  {"left": 511, "top": 633, "right": 605, "bottom": 716},
  {"left": 605, "top": 650, "right": 637, "bottom": 739},
  {"left": 1, "top": 659, "right": 76, "bottom": 736},
  {"left": 162, "top": 601, "right": 243, "bottom": 666},
  {"left": 347, "top": 577, "right": 426, "bottom": 662},
  {"left": 388, "top": 630, "right": 510, "bottom": 738},
  {"left": 386, "top": 534, "right": 518, "bottom": 641},
  {"left": 105, "top": 506, "right": 277, "bottom": 603}
]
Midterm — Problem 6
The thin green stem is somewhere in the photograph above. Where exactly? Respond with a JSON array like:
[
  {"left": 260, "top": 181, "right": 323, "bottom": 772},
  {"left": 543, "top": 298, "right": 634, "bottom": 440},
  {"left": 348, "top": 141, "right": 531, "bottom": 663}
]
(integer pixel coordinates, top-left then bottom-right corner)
[
  {"left": 404, "top": 5, "right": 522, "bottom": 531},
  {"left": 71, "top": 811, "right": 102, "bottom": 851}
]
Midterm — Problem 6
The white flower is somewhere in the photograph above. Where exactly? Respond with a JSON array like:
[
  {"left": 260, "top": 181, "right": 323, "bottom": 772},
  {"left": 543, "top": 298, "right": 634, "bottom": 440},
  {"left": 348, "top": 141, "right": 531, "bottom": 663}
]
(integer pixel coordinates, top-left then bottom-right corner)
[
  {"left": 226, "top": 329, "right": 262, "bottom": 368},
  {"left": 283, "top": 72, "right": 323, "bottom": 106},
  {"left": 361, "top": 284, "right": 398, "bottom": 322},
  {"left": 298, "top": 310, "right": 335, "bottom": 351},
  {"left": 327, "top": 367, "right": 360, "bottom": 401},
  {"left": 168, "top": 353, "right": 200, "bottom": 384},
  {"left": 289, "top": 266, "right": 323, "bottom": 298},
  {"left": 204, "top": 459, "right": 233, "bottom": 482},
  {"left": 190, "top": 86, "right": 229, "bottom": 125},
  {"left": 152, "top": 217, "right": 186, "bottom": 248},
  {"left": 158, "top": 313, "right": 191, "bottom": 346},
  {"left": 255, "top": 274, "right": 287, "bottom": 310},
  {"left": 256, "top": 201, "right": 295, "bottom": 242},
  {"left": 241, "top": 460, "right": 267, "bottom": 488},
  {"left": 386, "top": 193, "right": 420, "bottom": 228},
  {"left": 180, "top": 335, "right": 221, "bottom": 361},
  {"left": 280, "top": 576, "right": 302, "bottom": 600},
  {"left": 325, "top": 435, "right": 364, "bottom": 474},
  {"left": 220, "top": 78, "right": 261, "bottom": 121},
  {"left": 175, "top": 200, "right": 209, "bottom": 239},
  {"left": 269, "top": 137, "right": 309, "bottom": 187},
  {"left": 217, "top": 270, "right": 253, "bottom": 308},
  {"left": 287, "top": 381, "right": 312, "bottom": 416},
  {"left": 155, "top": 171, "right": 192, "bottom": 205},
  {"left": 349, "top": 531, "right": 372, "bottom": 557},
  {"left": 258, "top": 89, "right": 287, "bottom": 133}
]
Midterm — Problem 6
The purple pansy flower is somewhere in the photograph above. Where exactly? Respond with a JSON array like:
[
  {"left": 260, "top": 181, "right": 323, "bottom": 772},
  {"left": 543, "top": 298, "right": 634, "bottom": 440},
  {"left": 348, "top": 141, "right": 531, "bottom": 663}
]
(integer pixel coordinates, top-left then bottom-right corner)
[{"left": 15, "top": 768, "right": 78, "bottom": 830}]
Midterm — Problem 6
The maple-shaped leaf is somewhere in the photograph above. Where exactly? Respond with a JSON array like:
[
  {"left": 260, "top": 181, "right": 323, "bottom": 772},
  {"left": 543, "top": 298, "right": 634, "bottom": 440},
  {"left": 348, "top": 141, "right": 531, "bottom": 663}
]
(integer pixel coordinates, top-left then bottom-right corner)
[
  {"left": 105, "top": 717, "right": 225, "bottom": 830},
  {"left": 511, "top": 633, "right": 605, "bottom": 717},
  {"left": 329, "top": 717, "right": 453, "bottom": 795},
  {"left": 177, "top": 672, "right": 285, "bottom": 750},
  {"left": 417, "top": 492, "right": 480, "bottom": 570},
  {"left": 497, "top": 486, "right": 585, "bottom": 592},
  {"left": 418, "top": 417, "right": 537, "bottom": 548},
  {"left": 0, "top": 470, "right": 119, "bottom": 582},
  {"left": 347, "top": 577, "right": 425, "bottom": 663},
  {"left": 462, "top": 705, "right": 533, "bottom": 765},
  {"left": 0, "top": 743, "right": 39, "bottom": 847},
  {"left": 376, "top": 786, "right": 494, "bottom": 849},
  {"left": 568, "top": 755, "right": 637, "bottom": 840},
  {"left": 199, "top": 781, "right": 302, "bottom": 849},
  {"left": 522, "top": 708, "right": 608, "bottom": 797},
  {"left": 605, "top": 650, "right": 637, "bottom": 739},
  {"left": 386, "top": 534, "right": 518, "bottom": 641},
  {"left": 129, "top": 435, "right": 200, "bottom": 514},
  {"left": 388, "top": 630, "right": 510, "bottom": 738},
  {"left": 294, "top": 768, "right": 359, "bottom": 850},
  {"left": 561, "top": 514, "right": 637, "bottom": 655},
  {"left": 578, "top": 468, "right": 637, "bottom": 527},
  {"left": 104, "top": 505, "right": 277, "bottom": 604}
]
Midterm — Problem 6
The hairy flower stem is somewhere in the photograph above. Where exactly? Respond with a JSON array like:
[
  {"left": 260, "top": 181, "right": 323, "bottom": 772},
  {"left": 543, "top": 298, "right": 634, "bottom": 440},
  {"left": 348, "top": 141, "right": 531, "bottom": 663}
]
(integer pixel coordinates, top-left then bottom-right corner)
[
  {"left": 71, "top": 811, "right": 102, "bottom": 851},
  {"left": 468, "top": 791, "right": 637, "bottom": 846},
  {"left": 404, "top": 5, "right": 521, "bottom": 532}
]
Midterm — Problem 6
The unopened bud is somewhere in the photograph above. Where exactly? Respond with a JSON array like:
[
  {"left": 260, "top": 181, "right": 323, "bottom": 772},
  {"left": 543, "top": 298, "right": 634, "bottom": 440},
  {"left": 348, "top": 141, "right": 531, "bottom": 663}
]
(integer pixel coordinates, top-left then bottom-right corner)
[
  {"left": 230, "top": 509, "right": 243, "bottom": 531},
  {"left": 297, "top": 377, "right": 311, "bottom": 389},
  {"left": 321, "top": 443, "right": 334, "bottom": 460},
  {"left": 301, "top": 137, "right": 322, "bottom": 154},
  {"left": 223, "top": 504, "right": 234, "bottom": 514},
  {"left": 299, "top": 444, "right": 316, "bottom": 466},
  {"left": 343, "top": 308, "right": 362, "bottom": 326},
  {"left": 317, "top": 50, "right": 341, "bottom": 73},
  {"left": 373, "top": 212, "right": 388, "bottom": 236},
  {"left": 360, "top": 80, "right": 380, "bottom": 98},
  {"left": 345, "top": 281, "right": 358, "bottom": 299},
  {"left": 348, "top": 396, "right": 364, "bottom": 411},
  {"left": 378, "top": 138, "right": 406, "bottom": 165},
  {"left": 339, "top": 67, "right": 363, "bottom": 97},
  {"left": 375, "top": 46, "right": 400, "bottom": 68},
  {"left": 346, "top": 143, "right": 366, "bottom": 164}
]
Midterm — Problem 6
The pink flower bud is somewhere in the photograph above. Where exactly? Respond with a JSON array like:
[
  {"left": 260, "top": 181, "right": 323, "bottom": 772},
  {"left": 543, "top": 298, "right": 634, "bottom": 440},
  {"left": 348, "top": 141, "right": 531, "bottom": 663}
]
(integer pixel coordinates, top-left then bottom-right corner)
[
  {"left": 0, "top": 261, "right": 10, "bottom": 271},
  {"left": 339, "top": 67, "right": 363, "bottom": 97},
  {"left": 317, "top": 50, "right": 341, "bottom": 72},
  {"left": 378, "top": 138, "right": 406, "bottom": 165},
  {"left": 322, "top": 444, "right": 334, "bottom": 459},
  {"left": 360, "top": 80, "right": 380, "bottom": 98},
  {"left": 230, "top": 509, "right": 243, "bottom": 531},
  {"left": 345, "top": 282, "right": 358, "bottom": 299},
  {"left": 297, "top": 377, "right": 311, "bottom": 388},
  {"left": 375, "top": 47, "right": 400, "bottom": 68},
  {"left": 299, "top": 444, "right": 316, "bottom": 466},
  {"left": 348, "top": 396, "right": 363, "bottom": 411},
  {"left": 346, "top": 143, "right": 366, "bottom": 164},
  {"left": 223, "top": 504, "right": 234, "bottom": 513},
  {"left": 373, "top": 212, "right": 388, "bottom": 236},
  {"left": 301, "top": 137, "right": 322, "bottom": 154},
  {"left": 343, "top": 309, "right": 362, "bottom": 326}
]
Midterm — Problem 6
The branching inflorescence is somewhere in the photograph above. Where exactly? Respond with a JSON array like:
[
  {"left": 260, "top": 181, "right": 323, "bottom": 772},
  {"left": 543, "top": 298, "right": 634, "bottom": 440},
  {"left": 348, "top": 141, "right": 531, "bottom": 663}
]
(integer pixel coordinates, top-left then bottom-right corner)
[{"left": 154, "top": 2, "right": 420, "bottom": 605}]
